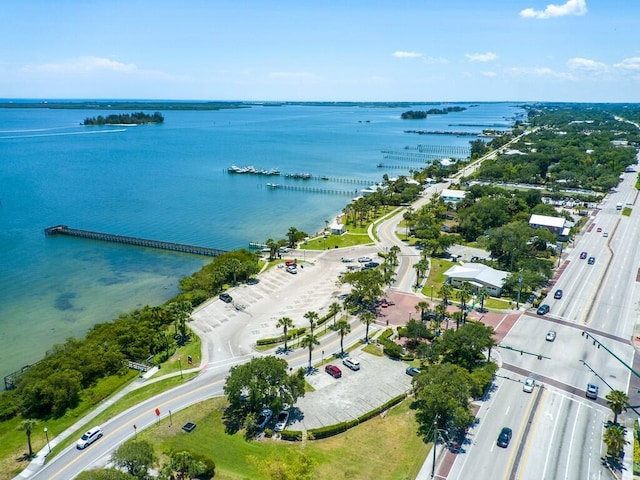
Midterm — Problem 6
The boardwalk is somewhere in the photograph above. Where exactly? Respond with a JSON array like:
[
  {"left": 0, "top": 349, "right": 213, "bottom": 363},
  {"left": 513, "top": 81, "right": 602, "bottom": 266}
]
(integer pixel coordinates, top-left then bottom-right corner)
[{"left": 44, "top": 225, "right": 226, "bottom": 257}]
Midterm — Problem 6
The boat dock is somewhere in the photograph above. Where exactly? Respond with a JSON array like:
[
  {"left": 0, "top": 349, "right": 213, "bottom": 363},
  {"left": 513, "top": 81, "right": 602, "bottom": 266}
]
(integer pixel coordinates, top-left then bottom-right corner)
[
  {"left": 44, "top": 225, "right": 226, "bottom": 257},
  {"left": 265, "top": 183, "right": 356, "bottom": 196}
]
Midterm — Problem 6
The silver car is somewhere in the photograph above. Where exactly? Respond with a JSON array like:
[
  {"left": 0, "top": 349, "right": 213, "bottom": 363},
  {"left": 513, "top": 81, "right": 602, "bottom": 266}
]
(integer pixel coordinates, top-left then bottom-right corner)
[
  {"left": 546, "top": 330, "right": 556, "bottom": 342},
  {"left": 523, "top": 377, "right": 535, "bottom": 393}
]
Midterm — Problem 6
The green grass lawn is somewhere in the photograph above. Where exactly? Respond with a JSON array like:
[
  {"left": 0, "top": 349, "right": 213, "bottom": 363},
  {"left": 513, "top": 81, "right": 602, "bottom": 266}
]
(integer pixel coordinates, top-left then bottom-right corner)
[{"left": 138, "top": 396, "right": 430, "bottom": 480}]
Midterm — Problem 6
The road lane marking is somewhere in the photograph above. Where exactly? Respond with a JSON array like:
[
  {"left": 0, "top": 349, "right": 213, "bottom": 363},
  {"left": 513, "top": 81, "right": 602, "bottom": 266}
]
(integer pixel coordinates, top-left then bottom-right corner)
[
  {"left": 515, "top": 387, "right": 548, "bottom": 479},
  {"left": 45, "top": 379, "right": 225, "bottom": 480},
  {"left": 503, "top": 385, "right": 539, "bottom": 480},
  {"left": 542, "top": 393, "right": 564, "bottom": 479},
  {"left": 563, "top": 402, "right": 582, "bottom": 480},
  {"left": 505, "top": 405, "right": 510, "bottom": 416}
]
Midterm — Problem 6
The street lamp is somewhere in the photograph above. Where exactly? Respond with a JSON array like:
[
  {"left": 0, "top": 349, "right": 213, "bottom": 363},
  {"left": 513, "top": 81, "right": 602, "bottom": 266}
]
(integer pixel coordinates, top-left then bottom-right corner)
[
  {"left": 44, "top": 427, "right": 50, "bottom": 453},
  {"left": 178, "top": 358, "right": 183, "bottom": 380}
]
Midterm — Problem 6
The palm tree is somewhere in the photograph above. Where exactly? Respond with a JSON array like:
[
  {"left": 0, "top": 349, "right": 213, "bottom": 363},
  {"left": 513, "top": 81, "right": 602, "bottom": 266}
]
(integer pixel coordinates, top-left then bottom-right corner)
[
  {"left": 388, "top": 245, "right": 401, "bottom": 266},
  {"left": 415, "top": 301, "right": 429, "bottom": 322},
  {"left": 328, "top": 302, "right": 342, "bottom": 327},
  {"left": 439, "top": 283, "right": 453, "bottom": 306},
  {"left": 304, "top": 310, "right": 319, "bottom": 335},
  {"left": 457, "top": 282, "right": 472, "bottom": 323},
  {"left": 477, "top": 288, "right": 490, "bottom": 313},
  {"left": 606, "top": 390, "right": 630, "bottom": 424},
  {"left": 332, "top": 319, "right": 351, "bottom": 355},
  {"left": 403, "top": 207, "right": 414, "bottom": 240},
  {"left": 276, "top": 316, "right": 294, "bottom": 352},
  {"left": 603, "top": 424, "right": 628, "bottom": 459},
  {"left": 18, "top": 419, "right": 37, "bottom": 458},
  {"left": 265, "top": 238, "right": 278, "bottom": 261},
  {"left": 360, "top": 311, "right": 376, "bottom": 344},
  {"left": 435, "top": 302, "right": 448, "bottom": 331},
  {"left": 300, "top": 333, "right": 319, "bottom": 371}
]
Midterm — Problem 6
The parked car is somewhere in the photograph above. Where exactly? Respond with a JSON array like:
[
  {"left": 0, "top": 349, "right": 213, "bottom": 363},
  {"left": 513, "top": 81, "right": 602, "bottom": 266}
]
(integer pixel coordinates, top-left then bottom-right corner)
[
  {"left": 536, "top": 304, "right": 550, "bottom": 315},
  {"left": 77, "top": 426, "right": 103, "bottom": 449},
  {"left": 588, "top": 256, "right": 596, "bottom": 265},
  {"left": 586, "top": 383, "right": 599, "bottom": 399},
  {"left": 274, "top": 410, "right": 290, "bottom": 432},
  {"left": 364, "top": 261, "right": 380, "bottom": 269},
  {"left": 342, "top": 357, "right": 360, "bottom": 371},
  {"left": 219, "top": 292, "right": 233, "bottom": 303},
  {"left": 256, "top": 408, "right": 273, "bottom": 429},
  {"left": 325, "top": 364, "right": 342, "bottom": 378},
  {"left": 286, "top": 265, "right": 297, "bottom": 274},
  {"left": 497, "top": 427, "right": 512, "bottom": 448},
  {"left": 580, "top": 251, "right": 588, "bottom": 259},
  {"left": 523, "top": 377, "right": 535, "bottom": 393},
  {"left": 341, "top": 257, "right": 354, "bottom": 263},
  {"left": 285, "top": 260, "right": 296, "bottom": 266},
  {"left": 406, "top": 367, "right": 421, "bottom": 377},
  {"left": 554, "top": 289, "right": 563, "bottom": 299},
  {"left": 357, "top": 256, "right": 372, "bottom": 263},
  {"left": 546, "top": 330, "right": 557, "bottom": 342}
]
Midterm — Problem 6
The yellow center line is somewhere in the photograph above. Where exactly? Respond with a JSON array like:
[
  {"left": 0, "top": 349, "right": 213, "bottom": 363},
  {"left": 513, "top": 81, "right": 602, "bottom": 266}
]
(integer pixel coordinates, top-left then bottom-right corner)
[
  {"left": 515, "top": 388, "right": 548, "bottom": 479},
  {"left": 503, "top": 386, "right": 540, "bottom": 480}
]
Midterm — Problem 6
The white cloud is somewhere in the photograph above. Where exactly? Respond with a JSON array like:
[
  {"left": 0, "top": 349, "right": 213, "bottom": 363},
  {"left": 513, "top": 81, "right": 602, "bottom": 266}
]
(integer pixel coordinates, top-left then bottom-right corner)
[
  {"left": 22, "top": 56, "right": 137, "bottom": 73},
  {"left": 614, "top": 57, "right": 640, "bottom": 71},
  {"left": 520, "top": 0, "right": 587, "bottom": 19},
  {"left": 482, "top": 71, "right": 497, "bottom": 77},
  {"left": 392, "top": 51, "right": 423, "bottom": 58},
  {"left": 465, "top": 52, "right": 498, "bottom": 62},
  {"left": 567, "top": 57, "right": 607, "bottom": 73}
]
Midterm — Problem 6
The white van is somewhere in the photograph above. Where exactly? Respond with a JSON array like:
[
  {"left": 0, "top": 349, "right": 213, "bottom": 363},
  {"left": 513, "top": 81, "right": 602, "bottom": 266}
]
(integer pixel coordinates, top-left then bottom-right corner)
[
  {"left": 77, "top": 426, "right": 103, "bottom": 449},
  {"left": 342, "top": 357, "right": 360, "bottom": 371}
]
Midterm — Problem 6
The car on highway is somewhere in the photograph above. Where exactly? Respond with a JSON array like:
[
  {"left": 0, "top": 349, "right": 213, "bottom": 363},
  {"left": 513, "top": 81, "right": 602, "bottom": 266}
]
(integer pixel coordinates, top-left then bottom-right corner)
[
  {"left": 523, "top": 377, "right": 536, "bottom": 393},
  {"left": 585, "top": 383, "right": 599, "bottom": 400},
  {"left": 219, "top": 292, "right": 233, "bottom": 303},
  {"left": 357, "top": 256, "right": 373, "bottom": 263},
  {"left": 406, "top": 367, "right": 421, "bottom": 377},
  {"left": 603, "top": 232, "right": 609, "bottom": 237},
  {"left": 597, "top": 227, "right": 602, "bottom": 232},
  {"left": 256, "top": 408, "right": 273, "bottom": 429},
  {"left": 497, "top": 427, "right": 512, "bottom": 448},
  {"left": 77, "top": 426, "right": 103, "bottom": 449},
  {"left": 325, "top": 364, "right": 342, "bottom": 378},
  {"left": 546, "top": 330, "right": 557, "bottom": 342},
  {"left": 554, "top": 289, "right": 563, "bottom": 299},
  {"left": 274, "top": 410, "right": 290, "bottom": 432},
  {"left": 580, "top": 251, "right": 588, "bottom": 259},
  {"left": 536, "top": 304, "right": 550, "bottom": 315},
  {"left": 588, "top": 256, "right": 596, "bottom": 265}
]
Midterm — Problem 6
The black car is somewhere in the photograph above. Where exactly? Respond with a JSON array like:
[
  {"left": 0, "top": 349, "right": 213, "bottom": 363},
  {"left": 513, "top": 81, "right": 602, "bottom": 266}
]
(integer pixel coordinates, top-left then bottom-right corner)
[
  {"left": 554, "top": 289, "right": 563, "bottom": 299},
  {"left": 364, "top": 261, "right": 380, "bottom": 269},
  {"left": 587, "top": 256, "right": 596, "bottom": 265},
  {"left": 536, "top": 304, "right": 550, "bottom": 315},
  {"left": 219, "top": 292, "right": 233, "bottom": 303},
  {"left": 497, "top": 427, "right": 512, "bottom": 448}
]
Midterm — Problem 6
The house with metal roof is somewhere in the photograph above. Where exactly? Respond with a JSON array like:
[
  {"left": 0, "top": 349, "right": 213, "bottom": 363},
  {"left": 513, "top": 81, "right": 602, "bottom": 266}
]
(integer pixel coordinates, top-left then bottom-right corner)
[
  {"left": 528, "top": 214, "right": 567, "bottom": 236},
  {"left": 441, "top": 188, "right": 467, "bottom": 205},
  {"left": 443, "top": 262, "right": 510, "bottom": 296}
]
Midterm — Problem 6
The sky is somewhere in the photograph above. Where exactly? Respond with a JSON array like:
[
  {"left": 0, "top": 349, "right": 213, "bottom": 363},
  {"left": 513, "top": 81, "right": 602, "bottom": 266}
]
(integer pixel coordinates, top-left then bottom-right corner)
[{"left": 1, "top": 0, "right": 638, "bottom": 102}]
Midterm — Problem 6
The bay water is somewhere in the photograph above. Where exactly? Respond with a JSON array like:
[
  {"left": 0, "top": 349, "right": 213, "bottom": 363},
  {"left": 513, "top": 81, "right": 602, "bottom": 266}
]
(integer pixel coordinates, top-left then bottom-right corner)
[{"left": 0, "top": 102, "right": 523, "bottom": 377}]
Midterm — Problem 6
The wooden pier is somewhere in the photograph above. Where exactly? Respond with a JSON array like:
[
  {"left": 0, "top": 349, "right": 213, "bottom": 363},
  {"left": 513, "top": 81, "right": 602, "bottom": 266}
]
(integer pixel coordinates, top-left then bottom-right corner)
[
  {"left": 44, "top": 225, "right": 227, "bottom": 257},
  {"left": 264, "top": 184, "right": 356, "bottom": 196}
]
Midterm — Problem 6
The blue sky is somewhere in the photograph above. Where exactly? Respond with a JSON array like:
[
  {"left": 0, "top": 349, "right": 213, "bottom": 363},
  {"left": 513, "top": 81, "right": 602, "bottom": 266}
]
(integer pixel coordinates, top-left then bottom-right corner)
[{"left": 1, "top": 0, "right": 638, "bottom": 102}]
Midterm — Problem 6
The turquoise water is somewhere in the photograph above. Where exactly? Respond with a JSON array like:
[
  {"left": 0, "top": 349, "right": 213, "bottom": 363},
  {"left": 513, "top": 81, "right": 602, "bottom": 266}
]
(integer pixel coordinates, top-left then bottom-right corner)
[{"left": 0, "top": 102, "right": 523, "bottom": 376}]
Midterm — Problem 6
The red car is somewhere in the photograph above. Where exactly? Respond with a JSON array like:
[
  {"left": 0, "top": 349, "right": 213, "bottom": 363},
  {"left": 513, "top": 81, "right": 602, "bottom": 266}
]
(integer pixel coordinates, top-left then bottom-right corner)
[{"left": 325, "top": 364, "right": 342, "bottom": 378}]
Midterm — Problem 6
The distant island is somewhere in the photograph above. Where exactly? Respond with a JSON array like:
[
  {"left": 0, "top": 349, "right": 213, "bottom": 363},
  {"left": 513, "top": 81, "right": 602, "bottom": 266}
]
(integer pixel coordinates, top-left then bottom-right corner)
[
  {"left": 401, "top": 106, "right": 467, "bottom": 119},
  {"left": 82, "top": 111, "right": 164, "bottom": 126}
]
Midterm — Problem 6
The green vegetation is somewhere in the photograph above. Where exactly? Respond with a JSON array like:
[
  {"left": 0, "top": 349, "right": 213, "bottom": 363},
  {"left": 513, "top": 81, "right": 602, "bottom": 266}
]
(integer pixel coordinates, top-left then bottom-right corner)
[
  {"left": 474, "top": 104, "right": 640, "bottom": 192},
  {"left": 83, "top": 111, "right": 164, "bottom": 125},
  {"left": 125, "top": 396, "right": 429, "bottom": 480}
]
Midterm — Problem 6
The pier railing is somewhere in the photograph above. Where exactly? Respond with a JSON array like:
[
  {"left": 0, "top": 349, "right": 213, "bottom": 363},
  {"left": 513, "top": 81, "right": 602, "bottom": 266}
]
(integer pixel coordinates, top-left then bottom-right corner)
[{"left": 44, "top": 225, "right": 226, "bottom": 257}]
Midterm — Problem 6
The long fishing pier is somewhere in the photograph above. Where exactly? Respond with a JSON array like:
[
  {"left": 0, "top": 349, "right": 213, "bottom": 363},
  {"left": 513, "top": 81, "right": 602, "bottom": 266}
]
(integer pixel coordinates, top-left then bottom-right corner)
[{"left": 44, "top": 225, "right": 226, "bottom": 257}]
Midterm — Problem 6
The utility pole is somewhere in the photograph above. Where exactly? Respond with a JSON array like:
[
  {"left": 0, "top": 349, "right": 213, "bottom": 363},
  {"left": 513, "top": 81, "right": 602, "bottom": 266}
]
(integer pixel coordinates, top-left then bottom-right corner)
[
  {"left": 431, "top": 415, "right": 439, "bottom": 478},
  {"left": 516, "top": 269, "right": 523, "bottom": 309}
]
